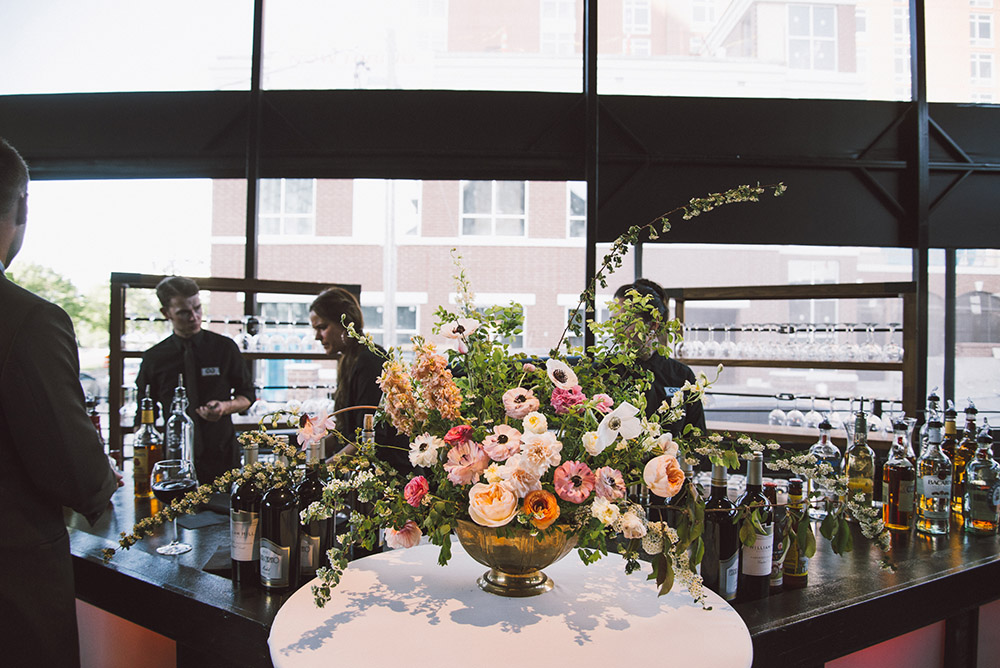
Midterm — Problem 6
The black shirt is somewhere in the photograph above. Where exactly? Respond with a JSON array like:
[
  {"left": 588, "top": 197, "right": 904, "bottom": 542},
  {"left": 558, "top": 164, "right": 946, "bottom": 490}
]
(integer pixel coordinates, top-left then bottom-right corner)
[
  {"left": 635, "top": 352, "right": 707, "bottom": 437},
  {"left": 135, "top": 329, "right": 255, "bottom": 484}
]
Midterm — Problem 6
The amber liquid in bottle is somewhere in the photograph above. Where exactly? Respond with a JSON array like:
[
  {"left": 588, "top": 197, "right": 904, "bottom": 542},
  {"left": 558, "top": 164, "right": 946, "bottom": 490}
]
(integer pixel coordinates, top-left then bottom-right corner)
[
  {"left": 951, "top": 406, "right": 979, "bottom": 516},
  {"left": 882, "top": 461, "right": 915, "bottom": 531}
]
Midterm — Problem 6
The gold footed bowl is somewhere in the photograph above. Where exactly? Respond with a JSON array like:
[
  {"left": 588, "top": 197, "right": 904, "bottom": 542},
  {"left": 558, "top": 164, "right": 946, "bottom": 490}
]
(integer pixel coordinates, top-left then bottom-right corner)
[{"left": 455, "top": 519, "right": 578, "bottom": 597}]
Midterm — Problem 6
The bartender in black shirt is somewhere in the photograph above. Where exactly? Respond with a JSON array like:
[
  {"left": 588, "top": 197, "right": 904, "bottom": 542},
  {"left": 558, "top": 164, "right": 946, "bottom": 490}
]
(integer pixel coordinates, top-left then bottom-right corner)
[{"left": 135, "top": 276, "right": 254, "bottom": 484}]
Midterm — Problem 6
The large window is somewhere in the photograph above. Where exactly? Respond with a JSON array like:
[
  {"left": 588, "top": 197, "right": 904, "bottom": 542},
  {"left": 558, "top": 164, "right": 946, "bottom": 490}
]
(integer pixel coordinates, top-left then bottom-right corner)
[
  {"left": 260, "top": 179, "right": 316, "bottom": 236},
  {"left": 788, "top": 5, "right": 837, "bottom": 71},
  {"left": 460, "top": 181, "right": 527, "bottom": 237}
]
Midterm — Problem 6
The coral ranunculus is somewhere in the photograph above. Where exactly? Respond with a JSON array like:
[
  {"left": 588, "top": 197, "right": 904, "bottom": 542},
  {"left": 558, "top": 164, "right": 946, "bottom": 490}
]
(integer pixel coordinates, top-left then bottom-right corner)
[
  {"left": 523, "top": 490, "right": 560, "bottom": 530},
  {"left": 643, "top": 454, "right": 685, "bottom": 499},
  {"left": 444, "top": 440, "right": 490, "bottom": 485},
  {"left": 482, "top": 424, "right": 522, "bottom": 461},
  {"left": 385, "top": 520, "right": 422, "bottom": 549},
  {"left": 468, "top": 481, "right": 519, "bottom": 527},
  {"left": 502, "top": 387, "right": 540, "bottom": 419},
  {"left": 553, "top": 460, "right": 596, "bottom": 503},
  {"left": 404, "top": 476, "right": 430, "bottom": 507}
]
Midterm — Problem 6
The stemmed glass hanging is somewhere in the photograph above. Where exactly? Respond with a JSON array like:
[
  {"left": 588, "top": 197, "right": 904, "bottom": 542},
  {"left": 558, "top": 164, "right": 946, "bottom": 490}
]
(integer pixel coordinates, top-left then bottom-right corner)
[
  {"left": 882, "top": 323, "right": 903, "bottom": 362},
  {"left": 720, "top": 324, "right": 738, "bottom": 359},
  {"left": 860, "top": 323, "right": 882, "bottom": 362},
  {"left": 704, "top": 324, "right": 721, "bottom": 358},
  {"left": 768, "top": 395, "right": 788, "bottom": 426},
  {"left": 785, "top": 396, "right": 806, "bottom": 428},
  {"left": 842, "top": 323, "right": 860, "bottom": 361},
  {"left": 827, "top": 397, "right": 845, "bottom": 430},
  {"left": 804, "top": 396, "right": 824, "bottom": 429},
  {"left": 686, "top": 324, "right": 705, "bottom": 359}
]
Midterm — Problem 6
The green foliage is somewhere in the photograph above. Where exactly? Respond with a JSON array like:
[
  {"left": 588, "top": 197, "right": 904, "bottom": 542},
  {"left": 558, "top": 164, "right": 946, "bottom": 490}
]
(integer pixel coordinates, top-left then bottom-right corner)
[{"left": 7, "top": 262, "right": 110, "bottom": 346}]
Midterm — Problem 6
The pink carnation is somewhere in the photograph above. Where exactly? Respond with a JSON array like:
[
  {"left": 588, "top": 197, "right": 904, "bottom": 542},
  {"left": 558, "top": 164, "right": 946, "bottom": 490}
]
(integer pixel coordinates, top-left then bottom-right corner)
[
  {"left": 592, "top": 393, "right": 614, "bottom": 414},
  {"left": 551, "top": 385, "right": 587, "bottom": 415},
  {"left": 385, "top": 520, "right": 422, "bottom": 549},
  {"left": 594, "top": 466, "right": 626, "bottom": 500},
  {"left": 404, "top": 476, "right": 430, "bottom": 507},
  {"left": 444, "top": 440, "right": 491, "bottom": 485},
  {"left": 553, "top": 460, "right": 596, "bottom": 504},
  {"left": 502, "top": 387, "right": 540, "bottom": 419}
]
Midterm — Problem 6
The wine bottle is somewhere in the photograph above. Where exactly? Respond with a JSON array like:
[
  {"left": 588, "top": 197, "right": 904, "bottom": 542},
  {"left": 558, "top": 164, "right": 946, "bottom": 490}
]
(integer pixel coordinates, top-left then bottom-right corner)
[
  {"left": 231, "top": 443, "right": 262, "bottom": 587},
  {"left": 916, "top": 417, "right": 951, "bottom": 535},
  {"left": 296, "top": 436, "right": 333, "bottom": 580},
  {"left": 951, "top": 401, "right": 979, "bottom": 516},
  {"left": 963, "top": 420, "right": 1000, "bottom": 536},
  {"left": 165, "top": 374, "right": 195, "bottom": 473},
  {"left": 701, "top": 463, "right": 738, "bottom": 602},
  {"left": 763, "top": 481, "right": 785, "bottom": 593},
  {"left": 737, "top": 452, "right": 773, "bottom": 603},
  {"left": 882, "top": 418, "right": 915, "bottom": 531},
  {"left": 260, "top": 444, "right": 300, "bottom": 593},
  {"left": 782, "top": 478, "right": 808, "bottom": 589},
  {"left": 133, "top": 385, "right": 163, "bottom": 498}
]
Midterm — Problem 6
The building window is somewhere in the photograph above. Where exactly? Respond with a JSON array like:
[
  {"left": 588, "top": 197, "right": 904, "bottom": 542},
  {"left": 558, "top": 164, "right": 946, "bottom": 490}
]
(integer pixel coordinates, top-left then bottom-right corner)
[
  {"left": 361, "top": 305, "right": 419, "bottom": 348},
  {"left": 972, "top": 53, "right": 994, "bottom": 84},
  {"left": 894, "top": 45, "right": 910, "bottom": 80},
  {"left": 971, "top": 91, "right": 994, "bottom": 102},
  {"left": 971, "top": 0, "right": 994, "bottom": 8},
  {"left": 565, "top": 306, "right": 584, "bottom": 349},
  {"left": 893, "top": 7, "right": 909, "bottom": 41},
  {"left": 568, "top": 182, "right": 586, "bottom": 238},
  {"left": 460, "top": 180, "right": 527, "bottom": 236},
  {"left": 855, "top": 8, "right": 868, "bottom": 36},
  {"left": 971, "top": 13, "right": 994, "bottom": 46},
  {"left": 260, "top": 178, "right": 315, "bottom": 235},
  {"left": 625, "top": 37, "right": 652, "bottom": 56},
  {"left": 396, "top": 305, "right": 419, "bottom": 346},
  {"left": 788, "top": 5, "right": 836, "bottom": 71},
  {"left": 474, "top": 306, "right": 525, "bottom": 349},
  {"left": 413, "top": 0, "right": 449, "bottom": 52},
  {"left": 624, "top": 0, "right": 652, "bottom": 35},
  {"left": 541, "top": 0, "right": 577, "bottom": 55},
  {"left": 692, "top": 0, "right": 717, "bottom": 27}
]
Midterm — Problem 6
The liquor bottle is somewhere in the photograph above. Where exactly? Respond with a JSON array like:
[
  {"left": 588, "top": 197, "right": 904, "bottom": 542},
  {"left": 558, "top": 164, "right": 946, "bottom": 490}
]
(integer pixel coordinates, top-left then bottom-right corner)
[
  {"left": 260, "top": 444, "right": 300, "bottom": 593},
  {"left": 297, "top": 435, "right": 333, "bottom": 580},
  {"left": 940, "top": 401, "right": 958, "bottom": 461},
  {"left": 763, "top": 481, "right": 786, "bottom": 594},
  {"left": 736, "top": 452, "right": 773, "bottom": 603},
  {"left": 231, "top": 443, "right": 262, "bottom": 587},
  {"left": 915, "top": 416, "right": 951, "bottom": 535},
  {"left": 807, "top": 418, "right": 841, "bottom": 519},
  {"left": 782, "top": 478, "right": 808, "bottom": 589},
  {"left": 844, "top": 406, "right": 875, "bottom": 519},
  {"left": 964, "top": 420, "right": 1000, "bottom": 536},
  {"left": 882, "top": 418, "right": 915, "bottom": 531},
  {"left": 701, "top": 463, "right": 738, "bottom": 602},
  {"left": 133, "top": 386, "right": 163, "bottom": 498},
  {"left": 951, "top": 401, "right": 979, "bottom": 516},
  {"left": 918, "top": 389, "right": 941, "bottom": 458},
  {"left": 165, "top": 374, "right": 195, "bottom": 471}
]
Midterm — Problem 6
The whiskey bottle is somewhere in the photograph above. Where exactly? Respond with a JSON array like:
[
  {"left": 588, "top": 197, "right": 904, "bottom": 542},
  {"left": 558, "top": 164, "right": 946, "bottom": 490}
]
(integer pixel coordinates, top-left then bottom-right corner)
[
  {"left": 882, "top": 418, "right": 915, "bottom": 531},
  {"left": 918, "top": 389, "right": 941, "bottom": 458},
  {"left": 231, "top": 443, "right": 262, "bottom": 586},
  {"left": 916, "top": 417, "right": 951, "bottom": 535},
  {"left": 782, "top": 478, "right": 808, "bottom": 589},
  {"left": 844, "top": 407, "right": 875, "bottom": 519},
  {"left": 951, "top": 401, "right": 979, "bottom": 516},
  {"left": 940, "top": 401, "right": 958, "bottom": 461},
  {"left": 807, "top": 418, "right": 841, "bottom": 519},
  {"left": 964, "top": 420, "right": 1000, "bottom": 536},
  {"left": 736, "top": 453, "right": 773, "bottom": 603},
  {"left": 133, "top": 386, "right": 163, "bottom": 498},
  {"left": 701, "top": 464, "right": 738, "bottom": 602}
]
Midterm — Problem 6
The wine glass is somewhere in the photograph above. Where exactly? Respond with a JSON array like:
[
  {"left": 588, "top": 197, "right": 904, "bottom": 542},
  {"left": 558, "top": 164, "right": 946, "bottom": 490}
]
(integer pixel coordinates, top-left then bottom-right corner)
[
  {"left": 804, "top": 396, "right": 824, "bottom": 429},
  {"left": 150, "top": 459, "right": 198, "bottom": 555},
  {"left": 720, "top": 324, "right": 738, "bottom": 359},
  {"left": 768, "top": 396, "right": 788, "bottom": 426},
  {"left": 860, "top": 323, "right": 882, "bottom": 362},
  {"left": 882, "top": 323, "right": 903, "bottom": 362},
  {"left": 786, "top": 397, "right": 806, "bottom": 427},
  {"left": 704, "top": 324, "right": 721, "bottom": 358},
  {"left": 842, "top": 323, "right": 860, "bottom": 361}
]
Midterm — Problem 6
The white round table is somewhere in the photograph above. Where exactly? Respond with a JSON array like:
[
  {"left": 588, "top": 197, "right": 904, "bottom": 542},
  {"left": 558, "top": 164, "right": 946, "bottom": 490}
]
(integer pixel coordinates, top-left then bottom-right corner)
[{"left": 269, "top": 542, "right": 753, "bottom": 668}]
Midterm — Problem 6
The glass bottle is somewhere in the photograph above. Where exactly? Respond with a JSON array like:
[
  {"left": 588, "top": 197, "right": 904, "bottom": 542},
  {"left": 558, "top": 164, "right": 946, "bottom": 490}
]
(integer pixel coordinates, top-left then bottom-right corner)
[
  {"left": 918, "top": 389, "right": 941, "bottom": 459},
  {"left": 807, "top": 418, "right": 841, "bottom": 519},
  {"left": 165, "top": 374, "right": 195, "bottom": 471},
  {"left": 736, "top": 452, "right": 773, "bottom": 603},
  {"left": 133, "top": 385, "right": 163, "bottom": 499},
  {"left": 701, "top": 463, "right": 738, "bottom": 602},
  {"left": 782, "top": 478, "right": 808, "bottom": 589},
  {"left": 916, "top": 417, "right": 951, "bottom": 535},
  {"left": 951, "top": 401, "right": 979, "bottom": 516},
  {"left": 844, "top": 406, "right": 875, "bottom": 520},
  {"left": 940, "top": 401, "right": 958, "bottom": 461},
  {"left": 231, "top": 443, "right": 262, "bottom": 587},
  {"left": 882, "top": 418, "right": 915, "bottom": 531},
  {"left": 964, "top": 420, "right": 1000, "bottom": 536},
  {"left": 297, "top": 435, "right": 333, "bottom": 581},
  {"left": 763, "top": 481, "right": 785, "bottom": 594},
  {"left": 260, "top": 441, "right": 300, "bottom": 593}
]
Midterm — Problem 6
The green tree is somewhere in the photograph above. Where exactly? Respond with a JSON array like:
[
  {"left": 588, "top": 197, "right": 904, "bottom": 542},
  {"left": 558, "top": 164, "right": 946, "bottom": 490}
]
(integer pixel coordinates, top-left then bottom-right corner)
[{"left": 7, "top": 263, "right": 109, "bottom": 347}]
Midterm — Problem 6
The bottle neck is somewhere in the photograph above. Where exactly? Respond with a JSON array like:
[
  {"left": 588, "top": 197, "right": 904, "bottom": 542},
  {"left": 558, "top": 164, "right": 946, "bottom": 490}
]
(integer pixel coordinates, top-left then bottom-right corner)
[
  {"left": 747, "top": 455, "right": 764, "bottom": 488},
  {"left": 924, "top": 423, "right": 944, "bottom": 455},
  {"left": 243, "top": 446, "right": 259, "bottom": 466},
  {"left": 710, "top": 464, "right": 728, "bottom": 497},
  {"left": 141, "top": 408, "right": 155, "bottom": 425}
]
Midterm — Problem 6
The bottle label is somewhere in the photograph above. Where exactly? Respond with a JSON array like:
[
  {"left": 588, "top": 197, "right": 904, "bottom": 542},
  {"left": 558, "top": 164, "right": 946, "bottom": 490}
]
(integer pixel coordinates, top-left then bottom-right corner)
[
  {"left": 721, "top": 551, "right": 738, "bottom": 601},
  {"left": 969, "top": 485, "right": 1000, "bottom": 513},
  {"left": 919, "top": 475, "right": 951, "bottom": 500},
  {"left": 898, "top": 480, "right": 915, "bottom": 508},
  {"left": 260, "top": 537, "right": 290, "bottom": 587},
  {"left": 230, "top": 510, "right": 259, "bottom": 562},
  {"left": 300, "top": 532, "right": 320, "bottom": 573},
  {"left": 741, "top": 529, "right": 773, "bottom": 577},
  {"left": 134, "top": 448, "right": 148, "bottom": 485}
]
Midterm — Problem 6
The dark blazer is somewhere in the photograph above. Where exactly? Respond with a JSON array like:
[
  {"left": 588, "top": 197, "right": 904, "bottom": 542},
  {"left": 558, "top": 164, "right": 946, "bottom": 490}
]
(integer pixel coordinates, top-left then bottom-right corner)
[{"left": 0, "top": 272, "right": 118, "bottom": 667}]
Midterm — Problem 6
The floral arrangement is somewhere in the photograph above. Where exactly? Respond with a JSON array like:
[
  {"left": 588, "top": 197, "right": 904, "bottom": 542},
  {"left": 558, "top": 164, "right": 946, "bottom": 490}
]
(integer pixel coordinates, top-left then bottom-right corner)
[{"left": 105, "top": 182, "right": 894, "bottom": 607}]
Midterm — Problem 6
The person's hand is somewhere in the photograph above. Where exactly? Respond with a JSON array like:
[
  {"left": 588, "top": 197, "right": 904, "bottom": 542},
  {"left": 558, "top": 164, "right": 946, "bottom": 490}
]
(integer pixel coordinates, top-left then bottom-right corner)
[
  {"left": 108, "top": 456, "right": 125, "bottom": 488},
  {"left": 196, "top": 400, "right": 227, "bottom": 422}
]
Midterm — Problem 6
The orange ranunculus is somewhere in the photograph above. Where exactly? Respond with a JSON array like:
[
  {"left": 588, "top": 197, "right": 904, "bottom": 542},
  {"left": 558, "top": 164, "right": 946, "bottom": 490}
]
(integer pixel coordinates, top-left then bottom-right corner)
[{"left": 523, "top": 490, "right": 560, "bottom": 530}]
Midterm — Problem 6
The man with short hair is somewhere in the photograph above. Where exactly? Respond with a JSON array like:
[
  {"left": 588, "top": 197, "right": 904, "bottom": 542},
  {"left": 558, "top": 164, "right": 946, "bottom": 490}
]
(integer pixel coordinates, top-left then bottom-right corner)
[
  {"left": 135, "top": 275, "right": 254, "bottom": 484},
  {"left": 0, "top": 137, "right": 119, "bottom": 667}
]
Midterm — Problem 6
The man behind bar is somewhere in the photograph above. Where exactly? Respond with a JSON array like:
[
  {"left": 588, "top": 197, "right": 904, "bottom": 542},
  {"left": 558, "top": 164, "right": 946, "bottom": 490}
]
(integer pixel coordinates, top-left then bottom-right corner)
[
  {"left": 135, "top": 276, "right": 254, "bottom": 484},
  {"left": 0, "top": 138, "right": 119, "bottom": 666}
]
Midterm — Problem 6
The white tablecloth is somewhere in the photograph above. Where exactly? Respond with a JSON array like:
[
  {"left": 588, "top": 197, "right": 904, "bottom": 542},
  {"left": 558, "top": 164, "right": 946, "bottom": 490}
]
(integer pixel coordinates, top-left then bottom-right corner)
[{"left": 269, "top": 542, "right": 752, "bottom": 668}]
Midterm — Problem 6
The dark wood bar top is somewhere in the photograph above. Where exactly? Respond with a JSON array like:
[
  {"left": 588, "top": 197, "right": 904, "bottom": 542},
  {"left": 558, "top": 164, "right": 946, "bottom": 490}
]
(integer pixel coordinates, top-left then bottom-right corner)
[{"left": 68, "top": 472, "right": 1000, "bottom": 668}]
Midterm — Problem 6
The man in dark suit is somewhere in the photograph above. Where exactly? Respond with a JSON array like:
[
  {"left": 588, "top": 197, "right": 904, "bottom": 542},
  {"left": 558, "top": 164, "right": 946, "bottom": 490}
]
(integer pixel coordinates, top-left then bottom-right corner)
[{"left": 0, "top": 137, "right": 119, "bottom": 667}]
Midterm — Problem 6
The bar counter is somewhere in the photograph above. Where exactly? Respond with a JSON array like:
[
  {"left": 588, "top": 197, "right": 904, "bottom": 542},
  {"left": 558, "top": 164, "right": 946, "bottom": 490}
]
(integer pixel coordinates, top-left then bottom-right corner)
[{"left": 68, "top": 472, "right": 1000, "bottom": 668}]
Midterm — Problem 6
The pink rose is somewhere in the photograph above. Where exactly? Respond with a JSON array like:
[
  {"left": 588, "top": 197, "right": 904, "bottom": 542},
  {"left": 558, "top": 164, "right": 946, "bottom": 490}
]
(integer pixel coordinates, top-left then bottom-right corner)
[
  {"left": 643, "top": 454, "right": 685, "bottom": 499},
  {"left": 550, "top": 384, "right": 587, "bottom": 415},
  {"left": 594, "top": 466, "right": 626, "bottom": 500},
  {"left": 444, "top": 424, "right": 474, "bottom": 445},
  {"left": 443, "top": 440, "right": 491, "bottom": 485},
  {"left": 482, "top": 424, "right": 522, "bottom": 461},
  {"left": 592, "top": 393, "right": 614, "bottom": 414},
  {"left": 553, "top": 460, "right": 596, "bottom": 504},
  {"left": 404, "top": 476, "right": 430, "bottom": 507},
  {"left": 502, "top": 387, "right": 540, "bottom": 419},
  {"left": 468, "top": 482, "right": 519, "bottom": 527},
  {"left": 385, "top": 520, "right": 422, "bottom": 549}
]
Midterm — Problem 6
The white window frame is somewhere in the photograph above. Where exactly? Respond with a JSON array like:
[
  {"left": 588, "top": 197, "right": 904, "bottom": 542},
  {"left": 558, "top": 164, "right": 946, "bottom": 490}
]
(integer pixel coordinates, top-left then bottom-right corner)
[
  {"left": 259, "top": 178, "right": 316, "bottom": 236},
  {"left": 623, "top": 0, "right": 652, "bottom": 35},
  {"left": 567, "top": 181, "right": 586, "bottom": 239},
  {"left": 787, "top": 4, "right": 838, "bottom": 72},
  {"left": 540, "top": 0, "right": 577, "bottom": 55},
  {"left": 692, "top": 0, "right": 716, "bottom": 28},
  {"left": 971, "top": 13, "right": 994, "bottom": 47},
  {"left": 972, "top": 52, "right": 994, "bottom": 85},
  {"left": 459, "top": 180, "right": 528, "bottom": 237}
]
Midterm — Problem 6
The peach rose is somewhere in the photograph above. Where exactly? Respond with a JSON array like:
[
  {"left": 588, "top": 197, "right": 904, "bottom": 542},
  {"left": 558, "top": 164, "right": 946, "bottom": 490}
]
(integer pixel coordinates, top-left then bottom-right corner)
[
  {"left": 385, "top": 520, "right": 422, "bottom": 549},
  {"left": 468, "top": 481, "right": 519, "bottom": 527},
  {"left": 523, "top": 490, "right": 560, "bottom": 530},
  {"left": 642, "top": 454, "right": 685, "bottom": 499}
]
